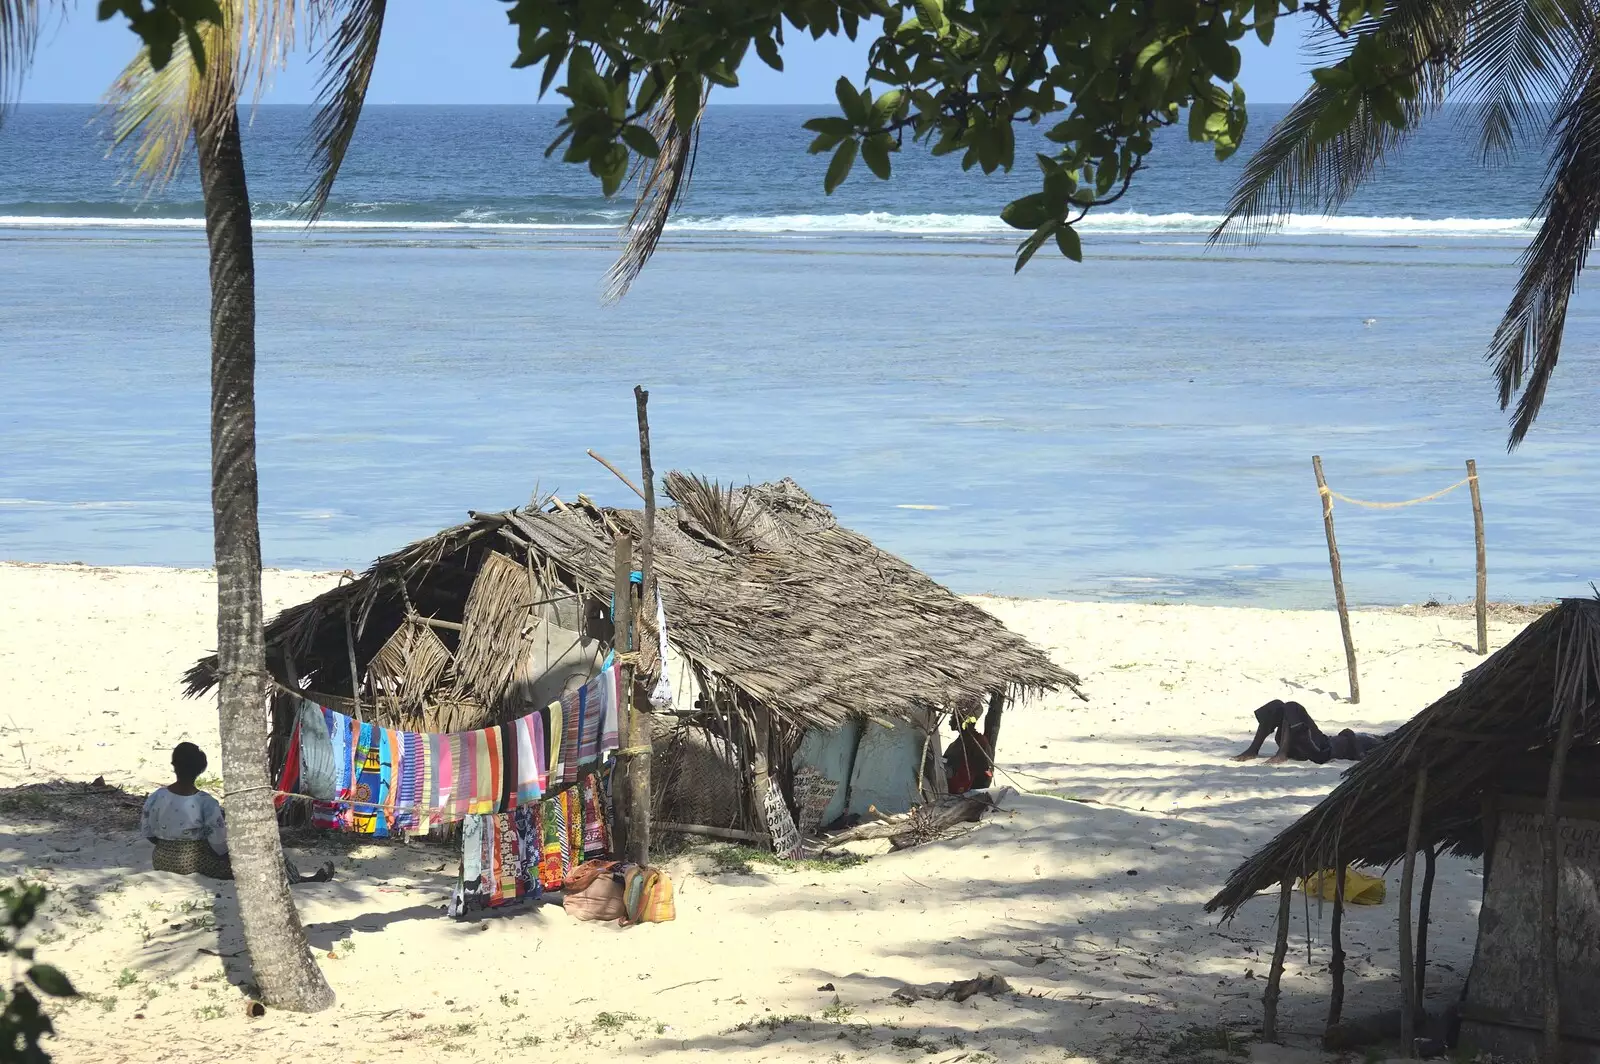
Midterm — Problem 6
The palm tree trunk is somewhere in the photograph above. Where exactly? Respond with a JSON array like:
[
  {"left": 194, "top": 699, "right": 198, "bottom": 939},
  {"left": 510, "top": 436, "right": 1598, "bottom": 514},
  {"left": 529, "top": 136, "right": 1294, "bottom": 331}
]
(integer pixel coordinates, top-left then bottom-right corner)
[{"left": 194, "top": 97, "right": 334, "bottom": 1014}]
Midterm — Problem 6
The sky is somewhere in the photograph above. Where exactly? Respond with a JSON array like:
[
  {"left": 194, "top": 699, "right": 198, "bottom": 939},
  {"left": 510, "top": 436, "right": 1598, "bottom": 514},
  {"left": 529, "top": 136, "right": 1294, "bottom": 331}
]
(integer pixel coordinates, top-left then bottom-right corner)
[{"left": 21, "top": 1, "right": 1320, "bottom": 106}]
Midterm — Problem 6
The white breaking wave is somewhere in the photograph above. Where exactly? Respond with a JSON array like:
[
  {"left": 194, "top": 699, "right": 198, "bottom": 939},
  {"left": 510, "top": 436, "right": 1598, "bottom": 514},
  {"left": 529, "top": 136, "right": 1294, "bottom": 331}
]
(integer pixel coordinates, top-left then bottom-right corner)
[{"left": 0, "top": 210, "right": 1540, "bottom": 238}]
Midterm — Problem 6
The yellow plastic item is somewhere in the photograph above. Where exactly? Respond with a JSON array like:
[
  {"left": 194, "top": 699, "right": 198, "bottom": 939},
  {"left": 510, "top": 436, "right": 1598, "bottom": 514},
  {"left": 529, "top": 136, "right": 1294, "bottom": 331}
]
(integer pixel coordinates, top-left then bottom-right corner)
[{"left": 1299, "top": 866, "right": 1387, "bottom": 905}]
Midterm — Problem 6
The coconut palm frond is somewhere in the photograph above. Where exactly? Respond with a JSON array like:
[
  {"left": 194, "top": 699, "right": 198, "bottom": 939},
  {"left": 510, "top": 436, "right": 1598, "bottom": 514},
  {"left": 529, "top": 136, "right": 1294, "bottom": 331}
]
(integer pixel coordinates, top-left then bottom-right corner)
[
  {"left": 1488, "top": 48, "right": 1600, "bottom": 447},
  {"left": 605, "top": 74, "right": 707, "bottom": 302},
  {"left": 1, "top": 0, "right": 55, "bottom": 127},
  {"left": 1457, "top": 0, "right": 1585, "bottom": 160},
  {"left": 104, "top": 22, "right": 225, "bottom": 190},
  {"left": 1211, "top": 0, "right": 1464, "bottom": 243},
  {"left": 1208, "top": 81, "right": 1430, "bottom": 243},
  {"left": 102, "top": 0, "right": 312, "bottom": 190},
  {"left": 302, "top": 0, "right": 386, "bottom": 220}
]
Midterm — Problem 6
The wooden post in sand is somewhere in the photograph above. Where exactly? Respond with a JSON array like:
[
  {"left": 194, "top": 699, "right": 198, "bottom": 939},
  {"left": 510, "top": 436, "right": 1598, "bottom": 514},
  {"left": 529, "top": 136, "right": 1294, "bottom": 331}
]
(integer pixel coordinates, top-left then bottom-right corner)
[
  {"left": 1399, "top": 763, "right": 1429, "bottom": 1054},
  {"left": 629, "top": 386, "right": 656, "bottom": 867},
  {"left": 1467, "top": 460, "right": 1487, "bottom": 655},
  {"left": 611, "top": 534, "right": 641, "bottom": 862},
  {"left": 1415, "top": 843, "right": 1437, "bottom": 1013},
  {"left": 1264, "top": 876, "right": 1294, "bottom": 1042},
  {"left": 1313, "top": 456, "right": 1360, "bottom": 703},
  {"left": 1540, "top": 694, "right": 1579, "bottom": 1064},
  {"left": 1327, "top": 858, "right": 1348, "bottom": 1031}
]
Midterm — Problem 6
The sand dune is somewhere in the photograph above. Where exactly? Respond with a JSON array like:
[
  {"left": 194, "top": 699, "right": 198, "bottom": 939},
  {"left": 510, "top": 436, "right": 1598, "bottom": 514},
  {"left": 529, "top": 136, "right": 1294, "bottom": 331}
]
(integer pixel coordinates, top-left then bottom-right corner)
[{"left": 0, "top": 563, "right": 1527, "bottom": 1063}]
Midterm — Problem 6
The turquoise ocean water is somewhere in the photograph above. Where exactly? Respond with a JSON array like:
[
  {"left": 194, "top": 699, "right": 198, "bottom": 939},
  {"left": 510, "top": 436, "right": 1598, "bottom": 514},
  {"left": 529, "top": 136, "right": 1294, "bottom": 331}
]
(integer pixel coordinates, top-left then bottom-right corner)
[{"left": 1, "top": 105, "right": 1595, "bottom": 607}]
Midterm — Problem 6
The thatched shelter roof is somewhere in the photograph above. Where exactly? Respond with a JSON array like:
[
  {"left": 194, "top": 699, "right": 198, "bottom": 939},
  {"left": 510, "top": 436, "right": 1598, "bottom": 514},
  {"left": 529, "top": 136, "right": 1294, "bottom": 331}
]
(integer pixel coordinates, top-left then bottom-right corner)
[
  {"left": 1207, "top": 597, "right": 1600, "bottom": 919},
  {"left": 185, "top": 475, "right": 1080, "bottom": 732}
]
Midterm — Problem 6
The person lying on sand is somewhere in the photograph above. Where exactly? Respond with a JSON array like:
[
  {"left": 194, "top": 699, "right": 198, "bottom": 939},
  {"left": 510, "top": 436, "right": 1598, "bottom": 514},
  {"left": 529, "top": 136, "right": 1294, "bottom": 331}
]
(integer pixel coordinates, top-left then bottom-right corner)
[
  {"left": 141, "top": 742, "right": 333, "bottom": 884},
  {"left": 1231, "top": 700, "right": 1383, "bottom": 765}
]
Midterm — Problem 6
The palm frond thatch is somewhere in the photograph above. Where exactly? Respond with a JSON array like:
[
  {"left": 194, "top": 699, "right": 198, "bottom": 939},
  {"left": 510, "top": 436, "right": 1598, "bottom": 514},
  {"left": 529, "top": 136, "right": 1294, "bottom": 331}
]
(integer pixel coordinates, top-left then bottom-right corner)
[
  {"left": 184, "top": 475, "right": 1082, "bottom": 732},
  {"left": 664, "top": 470, "right": 760, "bottom": 551},
  {"left": 366, "top": 618, "right": 451, "bottom": 717},
  {"left": 1207, "top": 597, "right": 1600, "bottom": 920},
  {"left": 302, "top": 0, "right": 385, "bottom": 220},
  {"left": 455, "top": 549, "right": 534, "bottom": 708}
]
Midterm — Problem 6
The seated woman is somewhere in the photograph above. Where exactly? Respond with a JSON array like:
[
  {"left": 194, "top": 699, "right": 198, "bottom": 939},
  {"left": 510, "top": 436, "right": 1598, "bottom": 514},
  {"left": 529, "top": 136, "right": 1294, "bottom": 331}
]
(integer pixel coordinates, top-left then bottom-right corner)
[
  {"left": 944, "top": 725, "right": 994, "bottom": 794},
  {"left": 141, "top": 742, "right": 332, "bottom": 883},
  {"left": 1231, "top": 700, "right": 1383, "bottom": 764}
]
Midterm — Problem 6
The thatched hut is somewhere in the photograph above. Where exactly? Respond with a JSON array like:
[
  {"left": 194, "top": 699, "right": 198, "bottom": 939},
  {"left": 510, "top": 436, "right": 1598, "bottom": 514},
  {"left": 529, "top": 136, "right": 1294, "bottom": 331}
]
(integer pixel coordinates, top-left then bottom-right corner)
[
  {"left": 185, "top": 474, "right": 1079, "bottom": 846},
  {"left": 1206, "top": 598, "right": 1600, "bottom": 1063}
]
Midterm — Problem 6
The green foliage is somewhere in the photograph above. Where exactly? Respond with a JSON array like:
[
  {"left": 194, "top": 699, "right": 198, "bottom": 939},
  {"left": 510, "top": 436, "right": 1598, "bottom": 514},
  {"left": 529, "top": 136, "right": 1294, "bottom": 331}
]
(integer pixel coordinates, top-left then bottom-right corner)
[
  {"left": 2, "top": 881, "right": 78, "bottom": 1063},
  {"left": 97, "top": 0, "right": 224, "bottom": 72},
  {"left": 501, "top": 0, "right": 1289, "bottom": 267}
]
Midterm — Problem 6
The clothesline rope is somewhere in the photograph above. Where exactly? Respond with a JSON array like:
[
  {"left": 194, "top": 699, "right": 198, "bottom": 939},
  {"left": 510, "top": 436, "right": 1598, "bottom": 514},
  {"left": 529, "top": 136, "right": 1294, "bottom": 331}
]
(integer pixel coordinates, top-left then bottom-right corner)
[{"left": 1319, "top": 475, "right": 1474, "bottom": 510}]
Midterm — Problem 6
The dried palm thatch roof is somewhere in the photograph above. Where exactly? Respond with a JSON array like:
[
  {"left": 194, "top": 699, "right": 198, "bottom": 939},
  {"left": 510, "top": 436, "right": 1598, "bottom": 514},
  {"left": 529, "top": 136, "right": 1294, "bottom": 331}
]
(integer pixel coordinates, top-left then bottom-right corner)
[
  {"left": 185, "top": 476, "right": 1079, "bottom": 732},
  {"left": 1207, "top": 597, "right": 1600, "bottom": 919}
]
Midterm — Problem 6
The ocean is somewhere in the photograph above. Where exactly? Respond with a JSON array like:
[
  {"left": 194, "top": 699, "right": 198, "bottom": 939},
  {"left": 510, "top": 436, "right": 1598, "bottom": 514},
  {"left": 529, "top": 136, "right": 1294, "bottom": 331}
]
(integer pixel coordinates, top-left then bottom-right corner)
[{"left": 1, "top": 104, "right": 1595, "bottom": 608}]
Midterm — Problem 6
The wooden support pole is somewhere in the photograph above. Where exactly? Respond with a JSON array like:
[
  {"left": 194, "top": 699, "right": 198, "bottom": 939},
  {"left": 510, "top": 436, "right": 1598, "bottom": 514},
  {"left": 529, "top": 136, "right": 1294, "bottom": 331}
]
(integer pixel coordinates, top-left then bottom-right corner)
[
  {"left": 342, "top": 597, "right": 363, "bottom": 720},
  {"left": 612, "top": 534, "right": 650, "bottom": 866},
  {"left": 1399, "top": 763, "right": 1429, "bottom": 1055},
  {"left": 1264, "top": 876, "right": 1294, "bottom": 1042},
  {"left": 634, "top": 386, "right": 657, "bottom": 611},
  {"left": 1327, "top": 859, "right": 1347, "bottom": 1031},
  {"left": 1541, "top": 695, "right": 1579, "bottom": 1064},
  {"left": 628, "top": 387, "right": 657, "bottom": 869},
  {"left": 1416, "top": 843, "right": 1437, "bottom": 1014},
  {"left": 1312, "top": 456, "right": 1359, "bottom": 703},
  {"left": 1467, "top": 459, "right": 1487, "bottom": 655}
]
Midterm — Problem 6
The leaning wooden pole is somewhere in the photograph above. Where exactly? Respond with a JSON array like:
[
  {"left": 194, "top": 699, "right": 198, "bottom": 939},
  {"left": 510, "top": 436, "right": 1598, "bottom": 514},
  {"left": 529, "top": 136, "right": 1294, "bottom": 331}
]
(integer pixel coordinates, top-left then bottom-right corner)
[
  {"left": 1264, "top": 876, "right": 1293, "bottom": 1042},
  {"left": 1467, "top": 459, "right": 1487, "bottom": 655},
  {"left": 1415, "top": 843, "right": 1438, "bottom": 1014},
  {"left": 1326, "top": 859, "right": 1348, "bottom": 1031},
  {"left": 1398, "top": 763, "right": 1429, "bottom": 1055},
  {"left": 1540, "top": 692, "right": 1579, "bottom": 1064},
  {"left": 1313, "top": 456, "right": 1359, "bottom": 703}
]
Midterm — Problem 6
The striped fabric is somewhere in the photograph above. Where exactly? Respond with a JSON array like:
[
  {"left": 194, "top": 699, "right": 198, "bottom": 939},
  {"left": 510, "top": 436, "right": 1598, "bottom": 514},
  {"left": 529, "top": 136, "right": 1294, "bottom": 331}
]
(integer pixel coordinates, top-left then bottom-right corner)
[{"left": 596, "top": 665, "right": 621, "bottom": 758}]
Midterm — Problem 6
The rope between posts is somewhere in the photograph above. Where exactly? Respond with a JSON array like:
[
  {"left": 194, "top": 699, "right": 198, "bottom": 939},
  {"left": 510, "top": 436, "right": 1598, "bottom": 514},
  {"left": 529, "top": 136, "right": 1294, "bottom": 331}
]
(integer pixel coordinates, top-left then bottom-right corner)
[{"left": 1319, "top": 475, "right": 1474, "bottom": 510}]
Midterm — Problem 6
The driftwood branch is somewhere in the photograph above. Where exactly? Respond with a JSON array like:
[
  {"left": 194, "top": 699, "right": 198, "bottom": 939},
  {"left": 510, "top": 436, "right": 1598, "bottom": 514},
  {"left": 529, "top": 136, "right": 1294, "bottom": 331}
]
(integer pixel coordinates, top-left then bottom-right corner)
[{"left": 820, "top": 792, "right": 1001, "bottom": 850}]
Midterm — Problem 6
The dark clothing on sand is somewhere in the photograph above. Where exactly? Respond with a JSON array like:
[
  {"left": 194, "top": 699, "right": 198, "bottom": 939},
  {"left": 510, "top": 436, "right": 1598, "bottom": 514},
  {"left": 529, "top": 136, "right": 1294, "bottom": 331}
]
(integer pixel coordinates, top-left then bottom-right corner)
[{"left": 1247, "top": 700, "right": 1382, "bottom": 763}]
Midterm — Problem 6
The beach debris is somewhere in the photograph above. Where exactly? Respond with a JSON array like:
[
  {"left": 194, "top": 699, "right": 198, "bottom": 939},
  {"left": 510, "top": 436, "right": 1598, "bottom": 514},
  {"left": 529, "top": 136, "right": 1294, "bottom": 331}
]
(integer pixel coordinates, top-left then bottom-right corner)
[
  {"left": 821, "top": 790, "right": 1011, "bottom": 853},
  {"left": 891, "top": 974, "right": 1012, "bottom": 1005}
]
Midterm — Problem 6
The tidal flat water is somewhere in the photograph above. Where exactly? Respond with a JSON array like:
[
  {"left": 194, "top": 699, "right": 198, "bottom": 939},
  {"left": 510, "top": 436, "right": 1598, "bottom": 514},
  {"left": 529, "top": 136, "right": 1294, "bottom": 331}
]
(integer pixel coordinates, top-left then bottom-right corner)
[{"left": 1, "top": 105, "right": 1596, "bottom": 606}]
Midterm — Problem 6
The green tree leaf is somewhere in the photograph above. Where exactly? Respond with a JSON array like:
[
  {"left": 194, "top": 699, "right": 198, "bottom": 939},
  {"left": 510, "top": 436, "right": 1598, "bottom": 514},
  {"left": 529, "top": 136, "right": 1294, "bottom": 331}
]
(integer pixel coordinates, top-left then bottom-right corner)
[
  {"left": 620, "top": 125, "right": 661, "bottom": 158},
  {"left": 1055, "top": 224, "right": 1083, "bottom": 262},
  {"left": 754, "top": 34, "right": 783, "bottom": 71},
  {"left": 861, "top": 134, "right": 893, "bottom": 179},
  {"left": 824, "top": 138, "right": 859, "bottom": 193},
  {"left": 673, "top": 72, "right": 702, "bottom": 135},
  {"left": 1001, "top": 192, "right": 1053, "bottom": 230},
  {"left": 835, "top": 77, "right": 868, "bottom": 124}
]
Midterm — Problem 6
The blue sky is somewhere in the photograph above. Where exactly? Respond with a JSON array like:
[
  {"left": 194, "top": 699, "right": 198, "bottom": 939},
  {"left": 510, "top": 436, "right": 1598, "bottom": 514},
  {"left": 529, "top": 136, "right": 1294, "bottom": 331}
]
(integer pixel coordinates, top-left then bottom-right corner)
[{"left": 22, "top": 0, "right": 1320, "bottom": 105}]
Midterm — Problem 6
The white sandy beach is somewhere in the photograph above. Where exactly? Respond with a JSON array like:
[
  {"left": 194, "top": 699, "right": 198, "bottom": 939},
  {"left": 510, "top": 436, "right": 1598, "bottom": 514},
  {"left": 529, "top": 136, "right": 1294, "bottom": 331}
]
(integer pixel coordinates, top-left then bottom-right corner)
[{"left": 0, "top": 562, "right": 1542, "bottom": 1064}]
